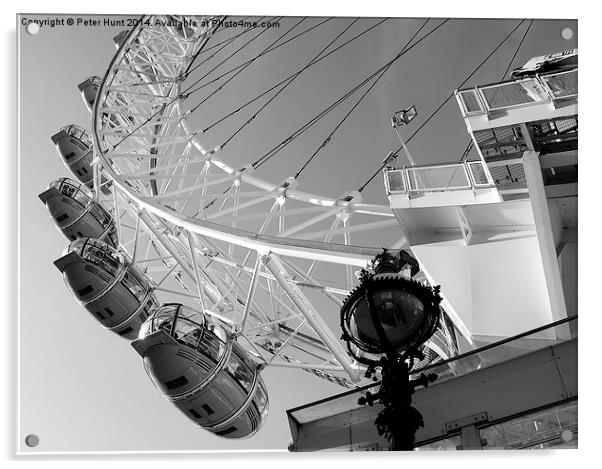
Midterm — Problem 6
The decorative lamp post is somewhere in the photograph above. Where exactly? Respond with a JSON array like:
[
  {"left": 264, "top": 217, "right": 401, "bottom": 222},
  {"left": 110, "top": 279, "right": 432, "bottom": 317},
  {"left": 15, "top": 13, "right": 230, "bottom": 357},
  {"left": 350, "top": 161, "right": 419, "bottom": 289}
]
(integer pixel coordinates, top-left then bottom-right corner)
[{"left": 340, "top": 249, "right": 442, "bottom": 450}]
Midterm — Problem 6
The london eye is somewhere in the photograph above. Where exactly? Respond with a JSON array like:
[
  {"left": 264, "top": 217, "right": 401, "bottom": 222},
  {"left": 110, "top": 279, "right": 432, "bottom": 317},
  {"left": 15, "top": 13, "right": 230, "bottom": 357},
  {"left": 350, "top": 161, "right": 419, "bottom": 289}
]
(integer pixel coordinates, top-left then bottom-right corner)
[{"left": 23, "top": 13, "right": 578, "bottom": 450}]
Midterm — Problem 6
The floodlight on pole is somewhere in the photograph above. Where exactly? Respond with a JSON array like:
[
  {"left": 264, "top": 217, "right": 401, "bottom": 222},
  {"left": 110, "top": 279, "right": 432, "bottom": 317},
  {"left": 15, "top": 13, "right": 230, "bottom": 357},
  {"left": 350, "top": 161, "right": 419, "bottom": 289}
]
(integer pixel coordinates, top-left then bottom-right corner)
[
  {"left": 392, "top": 105, "right": 417, "bottom": 127},
  {"left": 391, "top": 105, "right": 417, "bottom": 167}
]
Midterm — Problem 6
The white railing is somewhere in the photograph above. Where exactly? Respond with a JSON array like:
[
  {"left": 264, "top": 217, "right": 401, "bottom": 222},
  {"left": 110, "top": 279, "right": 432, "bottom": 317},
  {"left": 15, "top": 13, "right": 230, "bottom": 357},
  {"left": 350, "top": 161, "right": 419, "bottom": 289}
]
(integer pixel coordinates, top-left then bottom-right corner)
[
  {"left": 384, "top": 160, "right": 494, "bottom": 195},
  {"left": 456, "top": 69, "right": 578, "bottom": 116},
  {"left": 540, "top": 69, "right": 577, "bottom": 100}
]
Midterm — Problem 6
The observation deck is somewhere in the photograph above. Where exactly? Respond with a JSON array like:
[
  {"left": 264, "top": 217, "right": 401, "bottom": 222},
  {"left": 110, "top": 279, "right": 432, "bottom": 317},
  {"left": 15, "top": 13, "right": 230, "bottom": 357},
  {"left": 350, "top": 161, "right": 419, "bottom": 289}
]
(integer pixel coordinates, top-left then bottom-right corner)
[{"left": 383, "top": 52, "right": 577, "bottom": 341}]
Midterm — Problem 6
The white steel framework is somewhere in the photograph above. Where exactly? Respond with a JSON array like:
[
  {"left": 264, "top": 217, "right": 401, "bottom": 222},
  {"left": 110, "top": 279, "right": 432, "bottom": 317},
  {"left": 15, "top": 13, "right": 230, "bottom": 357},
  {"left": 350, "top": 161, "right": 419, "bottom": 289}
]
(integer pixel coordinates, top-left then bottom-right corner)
[{"left": 88, "top": 15, "right": 468, "bottom": 389}]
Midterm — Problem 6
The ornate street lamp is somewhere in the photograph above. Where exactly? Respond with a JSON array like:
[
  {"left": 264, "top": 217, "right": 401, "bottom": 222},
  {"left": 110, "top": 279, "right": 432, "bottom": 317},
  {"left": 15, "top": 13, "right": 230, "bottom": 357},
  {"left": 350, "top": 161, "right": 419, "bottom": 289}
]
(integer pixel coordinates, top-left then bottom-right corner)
[{"left": 340, "top": 249, "right": 442, "bottom": 450}]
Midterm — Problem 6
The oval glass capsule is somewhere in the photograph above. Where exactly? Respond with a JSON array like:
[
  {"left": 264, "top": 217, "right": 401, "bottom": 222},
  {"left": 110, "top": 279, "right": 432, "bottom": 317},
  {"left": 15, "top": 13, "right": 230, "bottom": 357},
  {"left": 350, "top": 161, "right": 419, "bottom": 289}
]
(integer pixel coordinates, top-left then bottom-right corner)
[
  {"left": 51, "top": 124, "right": 95, "bottom": 186},
  {"left": 39, "top": 177, "right": 118, "bottom": 247},
  {"left": 77, "top": 76, "right": 103, "bottom": 113},
  {"left": 54, "top": 238, "right": 157, "bottom": 338},
  {"left": 132, "top": 304, "right": 269, "bottom": 438}
]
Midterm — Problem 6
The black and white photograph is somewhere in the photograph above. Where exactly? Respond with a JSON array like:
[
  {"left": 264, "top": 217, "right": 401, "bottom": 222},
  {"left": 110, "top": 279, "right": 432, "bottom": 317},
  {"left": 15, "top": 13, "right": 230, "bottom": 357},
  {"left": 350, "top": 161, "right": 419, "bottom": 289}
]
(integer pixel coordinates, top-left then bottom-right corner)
[{"left": 8, "top": 1, "right": 590, "bottom": 463}]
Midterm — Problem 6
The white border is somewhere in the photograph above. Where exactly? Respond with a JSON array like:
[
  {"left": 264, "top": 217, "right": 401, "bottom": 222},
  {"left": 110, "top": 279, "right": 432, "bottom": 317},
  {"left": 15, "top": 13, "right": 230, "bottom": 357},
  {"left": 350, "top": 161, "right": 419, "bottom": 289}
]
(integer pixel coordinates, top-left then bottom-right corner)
[{"left": 4, "top": 2, "right": 595, "bottom": 468}]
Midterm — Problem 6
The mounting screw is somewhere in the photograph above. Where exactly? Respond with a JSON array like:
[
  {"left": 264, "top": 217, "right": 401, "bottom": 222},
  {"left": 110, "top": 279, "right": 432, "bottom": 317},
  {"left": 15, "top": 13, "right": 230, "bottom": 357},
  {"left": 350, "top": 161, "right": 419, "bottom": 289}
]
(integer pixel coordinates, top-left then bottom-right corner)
[
  {"left": 25, "top": 434, "right": 39, "bottom": 447},
  {"left": 560, "top": 430, "right": 574, "bottom": 442}
]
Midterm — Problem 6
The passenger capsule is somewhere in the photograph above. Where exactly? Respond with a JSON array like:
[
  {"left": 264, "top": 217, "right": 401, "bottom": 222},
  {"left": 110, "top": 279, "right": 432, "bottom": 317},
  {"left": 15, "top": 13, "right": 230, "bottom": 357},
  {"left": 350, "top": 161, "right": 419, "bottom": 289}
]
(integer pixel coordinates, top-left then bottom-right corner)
[
  {"left": 38, "top": 178, "right": 118, "bottom": 247},
  {"left": 78, "top": 76, "right": 127, "bottom": 129},
  {"left": 132, "top": 304, "right": 269, "bottom": 438},
  {"left": 79, "top": 74, "right": 135, "bottom": 128},
  {"left": 54, "top": 238, "right": 158, "bottom": 339},
  {"left": 50, "top": 124, "right": 95, "bottom": 186},
  {"left": 78, "top": 76, "right": 102, "bottom": 113}
]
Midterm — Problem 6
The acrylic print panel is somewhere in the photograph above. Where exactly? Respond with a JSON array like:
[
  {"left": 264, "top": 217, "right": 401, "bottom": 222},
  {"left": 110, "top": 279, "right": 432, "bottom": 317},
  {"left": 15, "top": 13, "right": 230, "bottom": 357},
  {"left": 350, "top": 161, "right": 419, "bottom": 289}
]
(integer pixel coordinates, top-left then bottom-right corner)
[{"left": 18, "top": 13, "right": 577, "bottom": 453}]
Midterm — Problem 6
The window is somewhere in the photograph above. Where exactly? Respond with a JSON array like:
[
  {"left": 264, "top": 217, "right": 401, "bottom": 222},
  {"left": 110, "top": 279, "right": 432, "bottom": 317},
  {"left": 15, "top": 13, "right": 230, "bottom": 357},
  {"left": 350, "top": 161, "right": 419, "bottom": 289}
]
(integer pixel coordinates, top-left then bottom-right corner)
[
  {"left": 89, "top": 204, "right": 112, "bottom": 226},
  {"left": 104, "top": 307, "right": 115, "bottom": 317},
  {"left": 56, "top": 213, "right": 69, "bottom": 223},
  {"left": 173, "top": 318, "right": 204, "bottom": 348},
  {"left": 481, "top": 80, "right": 545, "bottom": 110},
  {"left": 215, "top": 426, "right": 237, "bottom": 436},
  {"left": 474, "top": 125, "right": 527, "bottom": 159},
  {"left": 202, "top": 404, "right": 214, "bottom": 415},
  {"left": 188, "top": 408, "right": 201, "bottom": 419},
  {"left": 541, "top": 70, "right": 577, "bottom": 99},
  {"left": 118, "top": 326, "right": 134, "bottom": 336},
  {"left": 164, "top": 375, "right": 189, "bottom": 390},
  {"left": 459, "top": 90, "right": 482, "bottom": 113},
  {"left": 121, "top": 269, "right": 147, "bottom": 301},
  {"left": 479, "top": 402, "right": 577, "bottom": 449},
  {"left": 226, "top": 350, "right": 255, "bottom": 391},
  {"left": 153, "top": 316, "right": 173, "bottom": 334},
  {"left": 94, "top": 311, "right": 106, "bottom": 321},
  {"left": 255, "top": 384, "right": 268, "bottom": 413},
  {"left": 386, "top": 171, "right": 405, "bottom": 193},
  {"left": 81, "top": 242, "right": 123, "bottom": 277},
  {"left": 415, "top": 436, "right": 461, "bottom": 451},
  {"left": 77, "top": 285, "right": 94, "bottom": 296}
]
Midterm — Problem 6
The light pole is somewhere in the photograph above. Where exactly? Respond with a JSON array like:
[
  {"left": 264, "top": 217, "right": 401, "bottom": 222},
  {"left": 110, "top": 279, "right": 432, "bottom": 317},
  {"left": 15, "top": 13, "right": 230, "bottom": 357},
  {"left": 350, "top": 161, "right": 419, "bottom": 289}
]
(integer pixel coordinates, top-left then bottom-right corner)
[
  {"left": 391, "top": 105, "right": 418, "bottom": 167},
  {"left": 340, "top": 249, "right": 442, "bottom": 450}
]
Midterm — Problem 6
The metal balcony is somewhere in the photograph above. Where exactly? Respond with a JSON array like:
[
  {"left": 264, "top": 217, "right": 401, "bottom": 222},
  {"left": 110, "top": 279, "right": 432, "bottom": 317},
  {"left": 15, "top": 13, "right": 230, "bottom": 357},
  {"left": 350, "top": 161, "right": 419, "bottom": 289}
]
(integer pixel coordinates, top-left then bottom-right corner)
[
  {"left": 384, "top": 160, "right": 495, "bottom": 196},
  {"left": 456, "top": 69, "right": 577, "bottom": 118}
]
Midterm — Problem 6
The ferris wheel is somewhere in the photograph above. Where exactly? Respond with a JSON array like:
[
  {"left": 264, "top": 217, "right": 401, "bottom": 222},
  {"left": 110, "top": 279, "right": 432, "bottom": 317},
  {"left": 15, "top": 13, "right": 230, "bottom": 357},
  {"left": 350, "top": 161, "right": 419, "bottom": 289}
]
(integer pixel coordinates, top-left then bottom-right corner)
[{"left": 40, "top": 15, "right": 471, "bottom": 440}]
